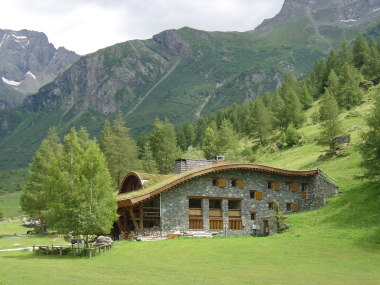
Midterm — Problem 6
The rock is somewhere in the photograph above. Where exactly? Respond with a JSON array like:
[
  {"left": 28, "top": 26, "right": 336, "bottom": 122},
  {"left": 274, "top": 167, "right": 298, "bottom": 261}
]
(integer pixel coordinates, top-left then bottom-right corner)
[
  {"left": 95, "top": 236, "right": 114, "bottom": 246},
  {"left": 349, "top": 125, "right": 359, "bottom": 131},
  {"left": 334, "top": 134, "right": 351, "bottom": 145}
]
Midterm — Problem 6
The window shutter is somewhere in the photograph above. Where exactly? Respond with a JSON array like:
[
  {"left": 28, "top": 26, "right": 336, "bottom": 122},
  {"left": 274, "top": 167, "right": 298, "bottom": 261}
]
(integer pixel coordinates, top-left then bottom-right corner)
[
  {"left": 237, "top": 179, "right": 244, "bottom": 189},
  {"left": 256, "top": 191, "right": 263, "bottom": 200},
  {"left": 291, "top": 203, "right": 298, "bottom": 212},
  {"left": 217, "top": 178, "right": 227, "bottom": 188},
  {"left": 291, "top": 183, "right": 299, "bottom": 192},
  {"left": 301, "top": 192, "right": 308, "bottom": 200},
  {"left": 274, "top": 182, "right": 280, "bottom": 191}
]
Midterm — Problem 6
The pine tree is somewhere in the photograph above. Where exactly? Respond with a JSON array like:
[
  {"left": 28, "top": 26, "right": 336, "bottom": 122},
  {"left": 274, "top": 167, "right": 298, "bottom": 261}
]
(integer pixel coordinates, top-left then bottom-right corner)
[
  {"left": 150, "top": 119, "right": 181, "bottom": 174},
  {"left": 359, "top": 94, "right": 380, "bottom": 182},
  {"left": 352, "top": 34, "right": 370, "bottom": 69},
  {"left": 270, "top": 91, "right": 285, "bottom": 130},
  {"left": 339, "top": 40, "right": 352, "bottom": 66},
  {"left": 100, "top": 112, "right": 141, "bottom": 187},
  {"left": 141, "top": 142, "right": 159, "bottom": 174},
  {"left": 299, "top": 83, "right": 313, "bottom": 109},
  {"left": 20, "top": 128, "right": 62, "bottom": 233},
  {"left": 250, "top": 100, "right": 272, "bottom": 145},
  {"left": 280, "top": 88, "right": 306, "bottom": 130},
  {"left": 217, "top": 118, "right": 238, "bottom": 156},
  {"left": 325, "top": 69, "right": 341, "bottom": 103},
  {"left": 362, "top": 38, "right": 380, "bottom": 82},
  {"left": 201, "top": 122, "right": 219, "bottom": 159},
  {"left": 339, "top": 63, "right": 363, "bottom": 109},
  {"left": 318, "top": 91, "right": 342, "bottom": 151}
]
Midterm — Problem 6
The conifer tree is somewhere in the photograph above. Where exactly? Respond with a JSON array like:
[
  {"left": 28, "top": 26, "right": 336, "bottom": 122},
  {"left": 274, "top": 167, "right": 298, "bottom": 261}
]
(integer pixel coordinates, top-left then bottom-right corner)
[
  {"left": 325, "top": 69, "right": 341, "bottom": 102},
  {"left": 318, "top": 91, "right": 342, "bottom": 151},
  {"left": 299, "top": 83, "right": 313, "bottom": 109},
  {"left": 279, "top": 89, "right": 305, "bottom": 130},
  {"left": 217, "top": 118, "right": 238, "bottom": 156},
  {"left": 150, "top": 119, "right": 181, "bottom": 174},
  {"left": 339, "top": 63, "right": 363, "bottom": 109},
  {"left": 250, "top": 100, "right": 272, "bottom": 145},
  {"left": 100, "top": 112, "right": 141, "bottom": 187},
  {"left": 201, "top": 122, "right": 219, "bottom": 159},
  {"left": 363, "top": 38, "right": 380, "bottom": 82},
  {"left": 339, "top": 40, "right": 352, "bottom": 66},
  {"left": 141, "top": 142, "right": 159, "bottom": 174},
  {"left": 359, "top": 94, "right": 380, "bottom": 182},
  {"left": 20, "top": 128, "right": 62, "bottom": 233},
  {"left": 270, "top": 91, "right": 285, "bottom": 130},
  {"left": 352, "top": 34, "right": 370, "bottom": 69}
]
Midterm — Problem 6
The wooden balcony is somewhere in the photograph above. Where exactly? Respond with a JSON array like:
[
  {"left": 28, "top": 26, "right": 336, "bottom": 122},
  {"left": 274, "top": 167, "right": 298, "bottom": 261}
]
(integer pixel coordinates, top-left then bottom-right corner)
[
  {"left": 228, "top": 210, "right": 241, "bottom": 217},
  {"left": 188, "top": 208, "right": 202, "bottom": 217},
  {"left": 209, "top": 209, "right": 222, "bottom": 217}
]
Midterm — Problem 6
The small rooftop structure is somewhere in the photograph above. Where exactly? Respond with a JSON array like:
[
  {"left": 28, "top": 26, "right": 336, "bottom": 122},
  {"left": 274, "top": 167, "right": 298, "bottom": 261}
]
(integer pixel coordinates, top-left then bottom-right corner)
[{"left": 173, "top": 156, "right": 225, "bottom": 174}]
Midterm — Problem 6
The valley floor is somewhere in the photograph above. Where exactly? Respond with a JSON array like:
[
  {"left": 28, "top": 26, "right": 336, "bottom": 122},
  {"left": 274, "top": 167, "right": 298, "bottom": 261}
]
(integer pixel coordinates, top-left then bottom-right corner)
[{"left": 0, "top": 220, "right": 379, "bottom": 285}]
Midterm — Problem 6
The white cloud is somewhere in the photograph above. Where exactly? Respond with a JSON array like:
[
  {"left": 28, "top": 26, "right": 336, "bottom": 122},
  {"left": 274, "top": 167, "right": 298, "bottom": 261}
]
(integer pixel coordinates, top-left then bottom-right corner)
[{"left": 0, "top": 0, "right": 284, "bottom": 55}]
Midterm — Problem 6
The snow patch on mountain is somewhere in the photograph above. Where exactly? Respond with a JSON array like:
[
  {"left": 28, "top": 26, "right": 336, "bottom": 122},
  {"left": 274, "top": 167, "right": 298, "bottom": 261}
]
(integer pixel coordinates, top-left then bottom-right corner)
[{"left": 2, "top": 77, "right": 22, "bottom": 86}]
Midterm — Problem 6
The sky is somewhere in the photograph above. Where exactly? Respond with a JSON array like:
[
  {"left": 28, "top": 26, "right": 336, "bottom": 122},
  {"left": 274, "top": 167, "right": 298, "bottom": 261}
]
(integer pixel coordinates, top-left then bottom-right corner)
[{"left": 0, "top": 0, "right": 284, "bottom": 55}]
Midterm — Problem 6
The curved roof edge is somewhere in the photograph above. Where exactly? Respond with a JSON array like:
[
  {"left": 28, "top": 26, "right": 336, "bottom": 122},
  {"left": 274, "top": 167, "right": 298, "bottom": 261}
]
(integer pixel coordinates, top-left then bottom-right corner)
[
  {"left": 117, "top": 163, "right": 319, "bottom": 207},
  {"left": 118, "top": 172, "right": 144, "bottom": 194}
]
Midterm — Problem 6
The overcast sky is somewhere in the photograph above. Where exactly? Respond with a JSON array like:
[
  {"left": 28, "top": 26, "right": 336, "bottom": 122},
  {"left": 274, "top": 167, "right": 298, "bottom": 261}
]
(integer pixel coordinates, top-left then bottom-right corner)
[{"left": 0, "top": 0, "right": 284, "bottom": 55}]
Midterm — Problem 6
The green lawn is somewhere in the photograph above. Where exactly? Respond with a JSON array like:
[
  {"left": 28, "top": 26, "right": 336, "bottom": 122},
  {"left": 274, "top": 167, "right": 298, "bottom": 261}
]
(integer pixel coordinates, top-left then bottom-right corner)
[
  {"left": 0, "top": 230, "right": 379, "bottom": 284},
  {"left": 0, "top": 192, "right": 23, "bottom": 218}
]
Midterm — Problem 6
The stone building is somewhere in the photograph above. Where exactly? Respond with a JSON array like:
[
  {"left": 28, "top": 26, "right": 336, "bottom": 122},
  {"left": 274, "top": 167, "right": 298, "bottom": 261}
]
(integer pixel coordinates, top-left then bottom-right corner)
[{"left": 114, "top": 159, "right": 338, "bottom": 238}]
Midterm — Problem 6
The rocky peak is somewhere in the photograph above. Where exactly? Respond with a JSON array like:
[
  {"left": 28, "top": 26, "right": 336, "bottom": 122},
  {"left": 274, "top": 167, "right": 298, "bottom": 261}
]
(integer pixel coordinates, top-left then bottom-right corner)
[
  {"left": 0, "top": 29, "right": 80, "bottom": 98},
  {"left": 256, "top": 0, "right": 380, "bottom": 31},
  {"left": 152, "top": 29, "right": 191, "bottom": 56}
]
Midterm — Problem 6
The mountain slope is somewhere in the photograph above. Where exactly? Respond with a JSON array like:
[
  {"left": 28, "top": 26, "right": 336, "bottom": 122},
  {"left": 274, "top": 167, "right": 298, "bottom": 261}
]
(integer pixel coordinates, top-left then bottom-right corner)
[
  {"left": 0, "top": 29, "right": 80, "bottom": 106},
  {"left": 1, "top": 0, "right": 380, "bottom": 170}
]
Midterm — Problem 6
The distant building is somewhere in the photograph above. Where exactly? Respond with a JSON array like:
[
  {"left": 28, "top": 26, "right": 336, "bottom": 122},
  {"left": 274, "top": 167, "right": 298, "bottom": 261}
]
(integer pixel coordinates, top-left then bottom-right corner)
[{"left": 113, "top": 158, "right": 338, "bottom": 238}]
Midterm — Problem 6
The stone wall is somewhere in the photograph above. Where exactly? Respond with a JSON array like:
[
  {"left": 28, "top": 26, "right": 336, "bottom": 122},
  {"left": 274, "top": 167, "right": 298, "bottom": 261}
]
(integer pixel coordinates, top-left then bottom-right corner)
[{"left": 160, "top": 170, "right": 337, "bottom": 236}]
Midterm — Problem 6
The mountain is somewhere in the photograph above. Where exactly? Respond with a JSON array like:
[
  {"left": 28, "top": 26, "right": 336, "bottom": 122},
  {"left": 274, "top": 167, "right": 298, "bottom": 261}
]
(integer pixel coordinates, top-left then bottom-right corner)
[
  {"left": 0, "top": 29, "right": 80, "bottom": 108},
  {"left": 1, "top": 0, "right": 380, "bottom": 171}
]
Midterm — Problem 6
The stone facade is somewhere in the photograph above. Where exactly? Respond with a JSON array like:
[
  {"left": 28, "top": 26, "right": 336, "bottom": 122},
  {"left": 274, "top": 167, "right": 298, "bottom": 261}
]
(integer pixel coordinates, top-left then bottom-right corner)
[
  {"left": 173, "top": 157, "right": 225, "bottom": 174},
  {"left": 159, "top": 170, "right": 338, "bottom": 236}
]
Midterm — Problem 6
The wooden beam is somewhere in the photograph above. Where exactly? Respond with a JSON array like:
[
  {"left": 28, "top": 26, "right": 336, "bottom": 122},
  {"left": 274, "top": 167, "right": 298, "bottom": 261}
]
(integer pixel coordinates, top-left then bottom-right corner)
[
  {"left": 122, "top": 209, "right": 127, "bottom": 232},
  {"left": 139, "top": 204, "right": 144, "bottom": 233},
  {"left": 128, "top": 207, "right": 140, "bottom": 233}
]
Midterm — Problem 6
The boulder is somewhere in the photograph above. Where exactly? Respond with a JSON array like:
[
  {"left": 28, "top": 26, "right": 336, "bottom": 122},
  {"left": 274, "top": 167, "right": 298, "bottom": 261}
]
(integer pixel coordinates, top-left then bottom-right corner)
[
  {"left": 334, "top": 134, "right": 350, "bottom": 145},
  {"left": 95, "top": 236, "right": 114, "bottom": 246}
]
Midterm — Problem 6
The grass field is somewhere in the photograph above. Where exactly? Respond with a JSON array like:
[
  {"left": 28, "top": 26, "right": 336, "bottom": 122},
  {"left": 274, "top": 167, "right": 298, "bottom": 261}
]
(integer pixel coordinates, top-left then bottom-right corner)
[
  {"left": 0, "top": 192, "right": 23, "bottom": 218},
  {"left": 0, "top": 220, "right": 379, "bottom": 285}
]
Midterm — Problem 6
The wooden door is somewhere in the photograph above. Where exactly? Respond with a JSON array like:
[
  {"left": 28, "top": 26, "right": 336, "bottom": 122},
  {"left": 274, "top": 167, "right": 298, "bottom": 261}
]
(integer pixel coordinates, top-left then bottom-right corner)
[{"left": 263, "top": 220, "right": 269, "bottom": 236}]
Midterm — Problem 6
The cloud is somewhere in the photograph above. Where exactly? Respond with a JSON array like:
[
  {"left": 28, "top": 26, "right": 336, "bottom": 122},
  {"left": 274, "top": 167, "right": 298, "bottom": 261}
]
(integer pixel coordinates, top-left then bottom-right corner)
[{"left": 0, "top": 0, "right": 284, "bottom": 55}]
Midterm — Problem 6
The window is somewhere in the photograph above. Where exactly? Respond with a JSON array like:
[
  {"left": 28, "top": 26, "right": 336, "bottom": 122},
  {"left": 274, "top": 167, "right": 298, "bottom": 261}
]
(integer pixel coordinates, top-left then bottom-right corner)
[
  {"left": 286, "top": 203, "right": 292, "bottom": 212},
  {"left": 228, "top": 200, "right": 240, "bottom": 210},
  {"left": 250, "top": 190, "right": 263, "bottom": 200},
  {"left": 209, "top": 199, "right": 222, "bottom": 209},
  {"left": 267, "top": 181, "right": 273, "bottom": 189},
  {"left": 268, "top": 181, "right": 280, "bottom": 190},
  {"left": 189, "top": 199, "right": 202, "bottom": 209},
  {"left": 231, "top": 179, "right": 237, "bottom": 187},
  {"left": 268, "top": 202, "right": 274, "bottom": 210},
  {"left": 212, "top": 177, "right": 226, "bottom": 188},
  {"left": 302, "top": 183, "right": 308, "bottom": 192},
  {"left": 250, "top": 212, "right": 256, "bottom": 220}
]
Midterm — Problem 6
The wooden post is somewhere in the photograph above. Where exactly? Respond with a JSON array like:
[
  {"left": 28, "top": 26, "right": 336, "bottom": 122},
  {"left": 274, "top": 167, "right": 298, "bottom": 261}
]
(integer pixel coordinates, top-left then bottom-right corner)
[
  {"left": 139, "top": 204, "right": 144, "bottom": 233},
  {"left": 123, "top": 209, "right": 128, "bottom": 232},
  {"left": 128, "top": 207, "right": 140, "bottom": 232}
]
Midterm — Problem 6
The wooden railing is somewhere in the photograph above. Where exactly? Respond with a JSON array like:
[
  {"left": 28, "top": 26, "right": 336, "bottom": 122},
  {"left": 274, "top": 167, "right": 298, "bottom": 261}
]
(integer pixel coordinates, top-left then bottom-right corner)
[
  {"left": 188, "top": 209, "right": 202, "bottom": 216},
  {"left": 228, "top": 210, "right": 241, "bottom": 217},
  {"left": 189, "top": 219, "right": 203, "bottom": 230},
  {"left": 209, "top": 219, "right": 223, "bottom": 230},
  {"left": 209, "top": 209, "right": 222, "bottom": 217}
]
